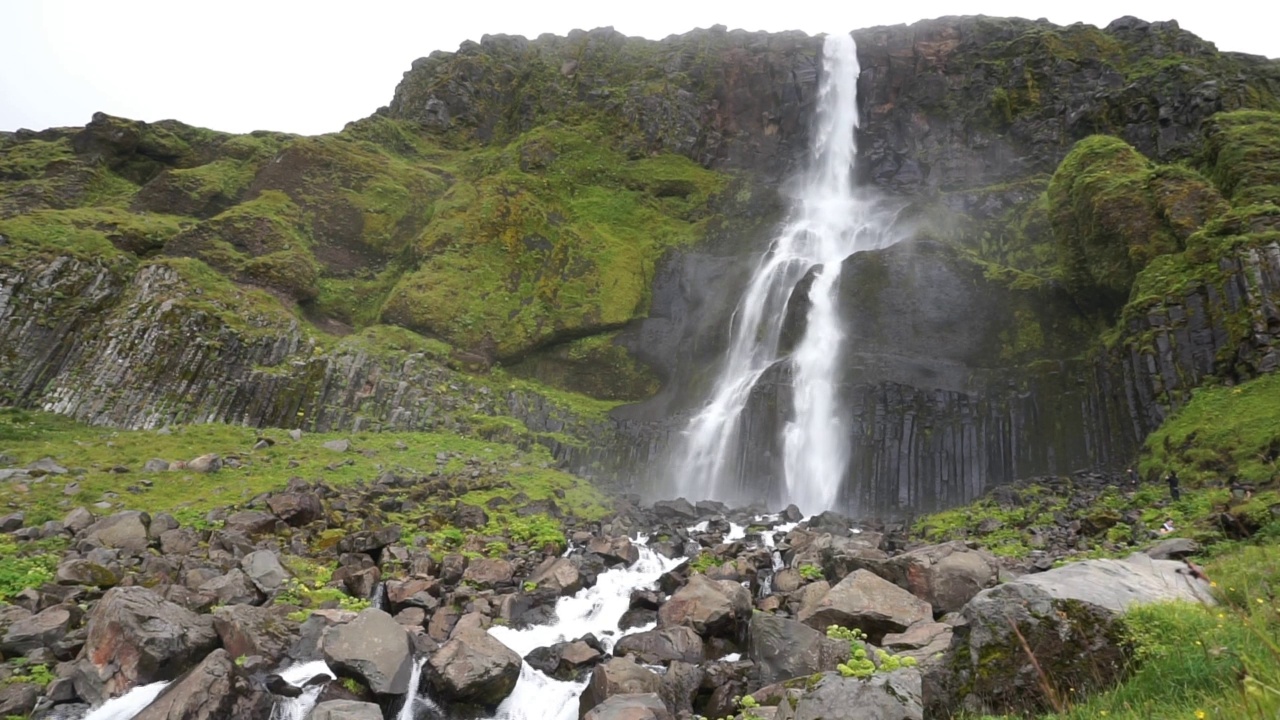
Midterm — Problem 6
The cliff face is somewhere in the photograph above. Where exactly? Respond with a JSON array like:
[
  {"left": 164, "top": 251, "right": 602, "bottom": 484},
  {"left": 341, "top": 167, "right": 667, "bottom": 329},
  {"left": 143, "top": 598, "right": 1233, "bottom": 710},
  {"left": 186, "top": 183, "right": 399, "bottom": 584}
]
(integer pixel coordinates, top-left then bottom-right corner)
[{"left": 2, "top": 17, "right": 1279, "bottom": 517}]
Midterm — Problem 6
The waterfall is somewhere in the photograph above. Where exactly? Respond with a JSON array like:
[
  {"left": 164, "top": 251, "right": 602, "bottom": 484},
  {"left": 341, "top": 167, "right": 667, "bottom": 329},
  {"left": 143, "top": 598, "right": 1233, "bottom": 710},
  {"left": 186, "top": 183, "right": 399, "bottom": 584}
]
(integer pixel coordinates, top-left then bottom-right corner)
[
  {"left": 396, "top": 656, "right": 439, "bottom": 720},
  {"left": 671, "top": 32, "right": 896, "bottom": 515},
  {"left": 78, "top": 682, "right": 170, "bottom": 720},
  {"left": 269, "top": 659, "right": 335, "bottom": 720}
]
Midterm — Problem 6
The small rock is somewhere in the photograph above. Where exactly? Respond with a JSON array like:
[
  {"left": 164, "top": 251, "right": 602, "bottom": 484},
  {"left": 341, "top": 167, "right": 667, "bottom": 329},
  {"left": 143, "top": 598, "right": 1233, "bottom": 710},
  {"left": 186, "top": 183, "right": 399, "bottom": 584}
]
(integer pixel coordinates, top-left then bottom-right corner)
[
  {"left": 26, "top": 457, "right": 68, "bottom": 476},
  {"left": 289, "top": 429, "right": 303, "bottom": 441},
  {"left": 0, "top": 512, "right": 24, "bottom": 533},
  {"left": 142, "top": 459, "right": 171, "bottom": 472},
  {"left": 187, "top": 453, "right": 222, "bottom": 473},
  {"left": 323, "top": 439, "right": 351, "bottom": 453},
  {"left": 307, "top": 699, "right": 383, "bottom": 720}
]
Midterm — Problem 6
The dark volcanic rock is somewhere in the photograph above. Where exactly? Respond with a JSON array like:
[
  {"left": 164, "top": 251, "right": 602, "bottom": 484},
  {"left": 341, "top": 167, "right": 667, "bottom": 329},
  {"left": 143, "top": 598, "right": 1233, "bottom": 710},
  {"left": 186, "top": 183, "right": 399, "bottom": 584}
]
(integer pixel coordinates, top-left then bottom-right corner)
[
  {"left": 323, "top": 609, "right": 413, "bottom": 695},
  {"left": 72, "top": 586, "right": 219, "bottom": 705},
  {"left": 427, "top": 628, "right": 521, "bottom": 708},
  {"left": 132, "top": 649, "right": 270, "bottom": 720}
]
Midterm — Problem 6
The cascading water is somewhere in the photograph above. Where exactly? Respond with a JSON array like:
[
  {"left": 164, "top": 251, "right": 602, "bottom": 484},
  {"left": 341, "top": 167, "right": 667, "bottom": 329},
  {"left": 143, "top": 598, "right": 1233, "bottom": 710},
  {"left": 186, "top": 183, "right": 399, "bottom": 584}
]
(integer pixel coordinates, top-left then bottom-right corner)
[
  {"left": 485, "top": 537, "right": 684, "bottom": 720},
  {"left": 671, "top": 32, "right": 896, "bottom": 514}
]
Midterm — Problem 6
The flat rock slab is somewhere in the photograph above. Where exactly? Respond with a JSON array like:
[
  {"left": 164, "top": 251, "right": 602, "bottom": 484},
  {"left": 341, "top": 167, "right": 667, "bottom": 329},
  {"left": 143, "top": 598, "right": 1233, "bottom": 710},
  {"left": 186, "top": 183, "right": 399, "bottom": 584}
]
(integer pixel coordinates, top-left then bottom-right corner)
[{"left": 1015, "top": 553, "right": 1213, "bottom": 613}]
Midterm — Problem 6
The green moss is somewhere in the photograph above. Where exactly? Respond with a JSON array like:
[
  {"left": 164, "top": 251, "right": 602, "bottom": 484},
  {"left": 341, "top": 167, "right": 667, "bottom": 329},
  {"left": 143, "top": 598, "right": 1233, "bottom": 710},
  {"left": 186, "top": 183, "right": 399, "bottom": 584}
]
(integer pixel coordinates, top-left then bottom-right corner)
[
  {"left": 0, "top": 407, "right": 604, "bottom": 526},
  {"left": 1048, "top": 135, "right": 1181, "bottom": 311},
  {"left": 0, "top": 207, "right": 187, "bottom": 264},
  {"left": 0, "top": 137, "right": 76, "bottom": 180},
  {"left": 380, "top": 120, "right": 725, "bottom": 361},
  {"left": 507, "top": 331, "right": 659, "bottom": 401},
  {"left": 147, "top": 256, "right": 302, "bottom": 338},
  {"left": 1200, "top": 110, "right": 1280, "bottom": 205}
]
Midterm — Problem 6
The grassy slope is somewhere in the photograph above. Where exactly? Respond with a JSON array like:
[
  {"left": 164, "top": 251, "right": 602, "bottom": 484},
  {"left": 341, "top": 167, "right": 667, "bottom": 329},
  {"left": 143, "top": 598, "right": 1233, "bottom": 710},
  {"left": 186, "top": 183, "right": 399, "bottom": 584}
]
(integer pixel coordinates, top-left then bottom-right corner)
[{"left": 0, "top": 407, "right": 612, "bottom": 603}]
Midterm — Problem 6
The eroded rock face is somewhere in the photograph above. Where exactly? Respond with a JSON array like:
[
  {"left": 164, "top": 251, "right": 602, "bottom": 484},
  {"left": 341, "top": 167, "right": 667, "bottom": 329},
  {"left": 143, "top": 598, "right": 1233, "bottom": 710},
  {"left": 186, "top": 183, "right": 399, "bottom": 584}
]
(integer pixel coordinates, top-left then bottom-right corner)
[
  {"left": 72, "top": 586, "right": 218, "bottom": 705},
  {"left": 322, "top": 609, "right": 413, "bottom": 695},
  {"left": 427, "top": 628, "right": 521, "bottom": 708}
]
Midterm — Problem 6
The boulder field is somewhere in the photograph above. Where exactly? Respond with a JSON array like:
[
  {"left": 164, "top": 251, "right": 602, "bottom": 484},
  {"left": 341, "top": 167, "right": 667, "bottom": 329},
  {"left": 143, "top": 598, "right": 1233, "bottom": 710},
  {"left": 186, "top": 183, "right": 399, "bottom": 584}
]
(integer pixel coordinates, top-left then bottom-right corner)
[{"left": 0, "top": 481, "right": 1211, "bottom": 720}]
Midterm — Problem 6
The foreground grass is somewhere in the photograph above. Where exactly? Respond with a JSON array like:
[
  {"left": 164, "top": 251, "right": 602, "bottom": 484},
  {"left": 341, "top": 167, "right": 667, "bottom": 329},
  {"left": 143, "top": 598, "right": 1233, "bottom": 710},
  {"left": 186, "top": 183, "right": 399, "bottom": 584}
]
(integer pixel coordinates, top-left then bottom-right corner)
[
  {"left": 973, "top": 543, "right": 1280, "bottom": 720},
  {"left": 0, "top": 408, "right": 611, "bottom": 528}
]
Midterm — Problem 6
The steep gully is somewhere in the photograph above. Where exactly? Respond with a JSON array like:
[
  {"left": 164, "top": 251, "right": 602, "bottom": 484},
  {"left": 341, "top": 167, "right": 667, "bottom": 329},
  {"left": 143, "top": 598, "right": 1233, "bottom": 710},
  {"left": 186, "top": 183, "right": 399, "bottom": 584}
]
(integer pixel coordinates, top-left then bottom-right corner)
[{"left": 74, "top": 32, "right": 865, "bottom": 720}]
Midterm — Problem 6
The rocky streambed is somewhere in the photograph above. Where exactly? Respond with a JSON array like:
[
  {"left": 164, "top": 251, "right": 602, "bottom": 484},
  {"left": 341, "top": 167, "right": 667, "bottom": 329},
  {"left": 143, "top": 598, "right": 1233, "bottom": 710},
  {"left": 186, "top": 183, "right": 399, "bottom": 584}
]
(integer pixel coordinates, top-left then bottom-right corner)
[{"left": 0, "top": 484, "right": 1213, "bottom": 720}]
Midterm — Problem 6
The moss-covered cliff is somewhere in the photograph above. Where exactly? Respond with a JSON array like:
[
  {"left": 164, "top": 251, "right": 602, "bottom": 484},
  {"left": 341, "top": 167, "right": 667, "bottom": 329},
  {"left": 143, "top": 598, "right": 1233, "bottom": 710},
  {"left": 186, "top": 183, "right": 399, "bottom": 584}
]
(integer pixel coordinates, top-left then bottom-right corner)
[{"left": 2, "top": 17, "right": 1279, "bottom": 516}]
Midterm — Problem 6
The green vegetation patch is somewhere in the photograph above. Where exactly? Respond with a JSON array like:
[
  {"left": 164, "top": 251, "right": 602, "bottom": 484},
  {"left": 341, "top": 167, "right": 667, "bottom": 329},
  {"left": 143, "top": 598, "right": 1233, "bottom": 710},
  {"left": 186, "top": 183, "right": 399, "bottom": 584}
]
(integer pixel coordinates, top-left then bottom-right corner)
[
  {"left": 0, "top": 207, "right": 188, "bottom": 265},
  {"left": 507, "top": 331, "right": 660, "bottom": 401},
  {"left": 1201, "top": 110, "right": 1280, "bottom": 206},
  {"left": 1048, "top": 136, "right": 1190, "bottom": 310},
  {"left": 381, "top": 121, "right": 725, "bottom": 361},
  {"left": 0, "top": 408, "right": 603, "bottom": 528}
]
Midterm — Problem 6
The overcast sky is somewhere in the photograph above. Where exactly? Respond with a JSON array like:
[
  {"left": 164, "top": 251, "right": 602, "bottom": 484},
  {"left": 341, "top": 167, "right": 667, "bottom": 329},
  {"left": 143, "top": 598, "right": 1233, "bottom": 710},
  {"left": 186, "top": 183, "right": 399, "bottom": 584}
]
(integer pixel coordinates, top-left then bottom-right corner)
[{"left": 2, "top": 0, "right": 1276, "bottom": 136}]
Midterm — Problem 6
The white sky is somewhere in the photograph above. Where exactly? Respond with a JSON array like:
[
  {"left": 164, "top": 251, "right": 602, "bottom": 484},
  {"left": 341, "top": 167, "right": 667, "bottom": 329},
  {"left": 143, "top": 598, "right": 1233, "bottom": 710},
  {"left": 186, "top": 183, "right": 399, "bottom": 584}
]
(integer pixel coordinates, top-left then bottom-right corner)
[{"left": 1, "top": 0, "right": 1277, "bottom": 136}]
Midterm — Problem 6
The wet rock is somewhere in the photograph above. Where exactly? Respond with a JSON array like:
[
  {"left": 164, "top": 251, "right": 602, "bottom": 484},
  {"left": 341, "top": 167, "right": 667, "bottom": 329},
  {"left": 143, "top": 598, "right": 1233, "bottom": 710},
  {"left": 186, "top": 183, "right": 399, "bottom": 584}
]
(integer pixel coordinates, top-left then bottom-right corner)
[
  {"left": 525, "top": 636, "right": 606, "bottom": 680},
  {"left": 659, "top": 661, "right": 702, "bottom": 718},
  {"left": 80, "top": 510, "right": 150, "bottom": 551},
  {"left": 0, "top": 605, "right": 76, "bottom": 656},
  {"left": 213, "top": 604, "right": 299, "bottom": 663},
  {"left": 583, "top": 692, "right": 673, "bottom": 720},
  {"left": 55, "top": 559, "right": 120, "bottom": 587},
  {"left": 133, "top": 648, "right": 268, "bottom": 720},
  {"left": 241, "top": 549, "right": 290, "bottom": 593},
  {"left": 613, "top": 626, "right": 705, "bottom": 665},
  {"left": 587, "top": 536, "right": 640, "bottom": 566},
  {"left": 322, "top": 609, "right": 413, "bottom": 695},
  {"left": 200, "top": 568, "right": 264, "bottom": 606},
  {"left": 798, "top": 570, "right": 932, "bottom": 642},
  {"left": 427, "top": 627, "right": 521, "bottom": 708},
  {"left": 651, "top": 499, "right": 699, "bottom": 522},
  {"left": 747, "top": 612, "right": 850, "bottom": 686},
  {"left": 0, "top": 682, "right": 38, "bottom": 717},
  {"left": 307, "top": 699, "right": 384, "bottom": 720},
  {"left": 793, "top": 669, "right": 923, "bottom": 720},
  {"left": 884, "top": 541, "right": 999, "bottom": 614},
  {"left": 72, "top": 586, "right": 218, "bottom": 705},
  {"left": 578, "top": 657, "right": 662, "bottom": 720},
  {"left": 657, "top": 574, "right": 752, "bottom": 641},
  {"left": 463, "top": 558, "right": 515, "bottom": 587},
  {"left": 527, "top": 556, "right": 583, "bottom": 596},
  {"left": 268, "top": 492, "right": 324, "bottom": 527},
  {"left": 782, "top": 504, "right": 804, "bottom": 523}
]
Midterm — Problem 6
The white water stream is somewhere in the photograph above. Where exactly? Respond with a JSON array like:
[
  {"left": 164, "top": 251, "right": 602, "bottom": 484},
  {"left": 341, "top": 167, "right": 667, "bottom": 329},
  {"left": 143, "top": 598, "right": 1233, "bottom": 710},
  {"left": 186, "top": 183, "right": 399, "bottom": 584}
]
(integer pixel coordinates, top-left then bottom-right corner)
[
  {"left": 486, "top": 537, "right": 684, "bottom": 720},
  {"left": 672, "top": 32, "right": 898, "bottom": 515}
]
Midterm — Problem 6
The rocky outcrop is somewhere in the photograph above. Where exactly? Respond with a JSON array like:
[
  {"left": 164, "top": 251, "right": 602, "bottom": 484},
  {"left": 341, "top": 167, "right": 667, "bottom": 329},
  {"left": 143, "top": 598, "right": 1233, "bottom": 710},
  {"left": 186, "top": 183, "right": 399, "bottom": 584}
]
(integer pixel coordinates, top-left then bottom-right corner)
[
  {"left": 747, "top": 613, "right": 850, "bottom": 686},
  {"left": 72, "top": 586, "right": 219, "bottom": 705},
  {"left": 936, "top": 554, "right": 1213, "bottom": 716},
  {"left": 322, "top": 609, "right": 413, "bottom": 695},
  {"left": 798, "top": 570, "right": 932, "bottom": 642},
  {"left": 426, "top": 628, "right": 521, "bottom": 708}
]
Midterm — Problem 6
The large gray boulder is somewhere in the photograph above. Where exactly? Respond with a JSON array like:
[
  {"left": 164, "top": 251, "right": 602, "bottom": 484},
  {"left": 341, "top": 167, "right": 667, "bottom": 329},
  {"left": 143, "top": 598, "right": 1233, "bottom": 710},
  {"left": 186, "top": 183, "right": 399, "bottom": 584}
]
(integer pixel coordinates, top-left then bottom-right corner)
[
  {"left": 613, "top": 626, "right": 705, "bottom": 665},
  {"left": 307, "top": 699, "right": 384, "bottom": 720},
  {"left": 213, "top": 604, "right": 299, "bottom": 663},
  {"left": 798, "top": 570, "right": 932, "bottom": 642},
  {"left": 527, "top": 556, "right": 583, "bottom": 596},
  {"left": 941, "top": 554, "right": 1213, "bottom": 716},
  {"left": 657, "top": 574, "right": 752, "bottom": 640},
  {"left": 133, "top": 649, "right": 270, "bottom": 720},
  {"left": 887, "top": 542, "right": 998, "bottom": 614},
  {"left": 793, "top": 670, "right": 923, "bottom": 720},
  {"left": 200, "top": 568, "right": 264, "bottom": 606},
  {"left": 241, "top": 550, "right": 290, "bottom": 593},
  {"left": 578, "top": 657, "right": 661, "bottom": 719},
  {"left": 80, "top": 511, "right": 150, "bottom": 551},
  {"left": 322, "top": 608, "right": 413, "bottom": 695},
  {"left": 72, "top": 586, "right": 219, "bottom": 705},
  {"left": 427, "top": 628, "right": 521, "bottom": 708},
  {"left": 748, "top": 613, "right": 851, "bottom": 686},
  {"left": 0, "top": 605, "right": 76, "bottom": 656},
  {"left": 584, "top": 692, "right": 673, "bottom": 720}
]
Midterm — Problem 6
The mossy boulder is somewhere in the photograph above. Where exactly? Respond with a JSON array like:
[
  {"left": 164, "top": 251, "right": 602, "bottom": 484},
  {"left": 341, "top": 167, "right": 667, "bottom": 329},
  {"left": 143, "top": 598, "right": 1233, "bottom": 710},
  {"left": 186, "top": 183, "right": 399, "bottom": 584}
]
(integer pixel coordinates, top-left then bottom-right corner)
[{"left": 1200, "top": 110, "right": 1280, "bottom": 206}]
